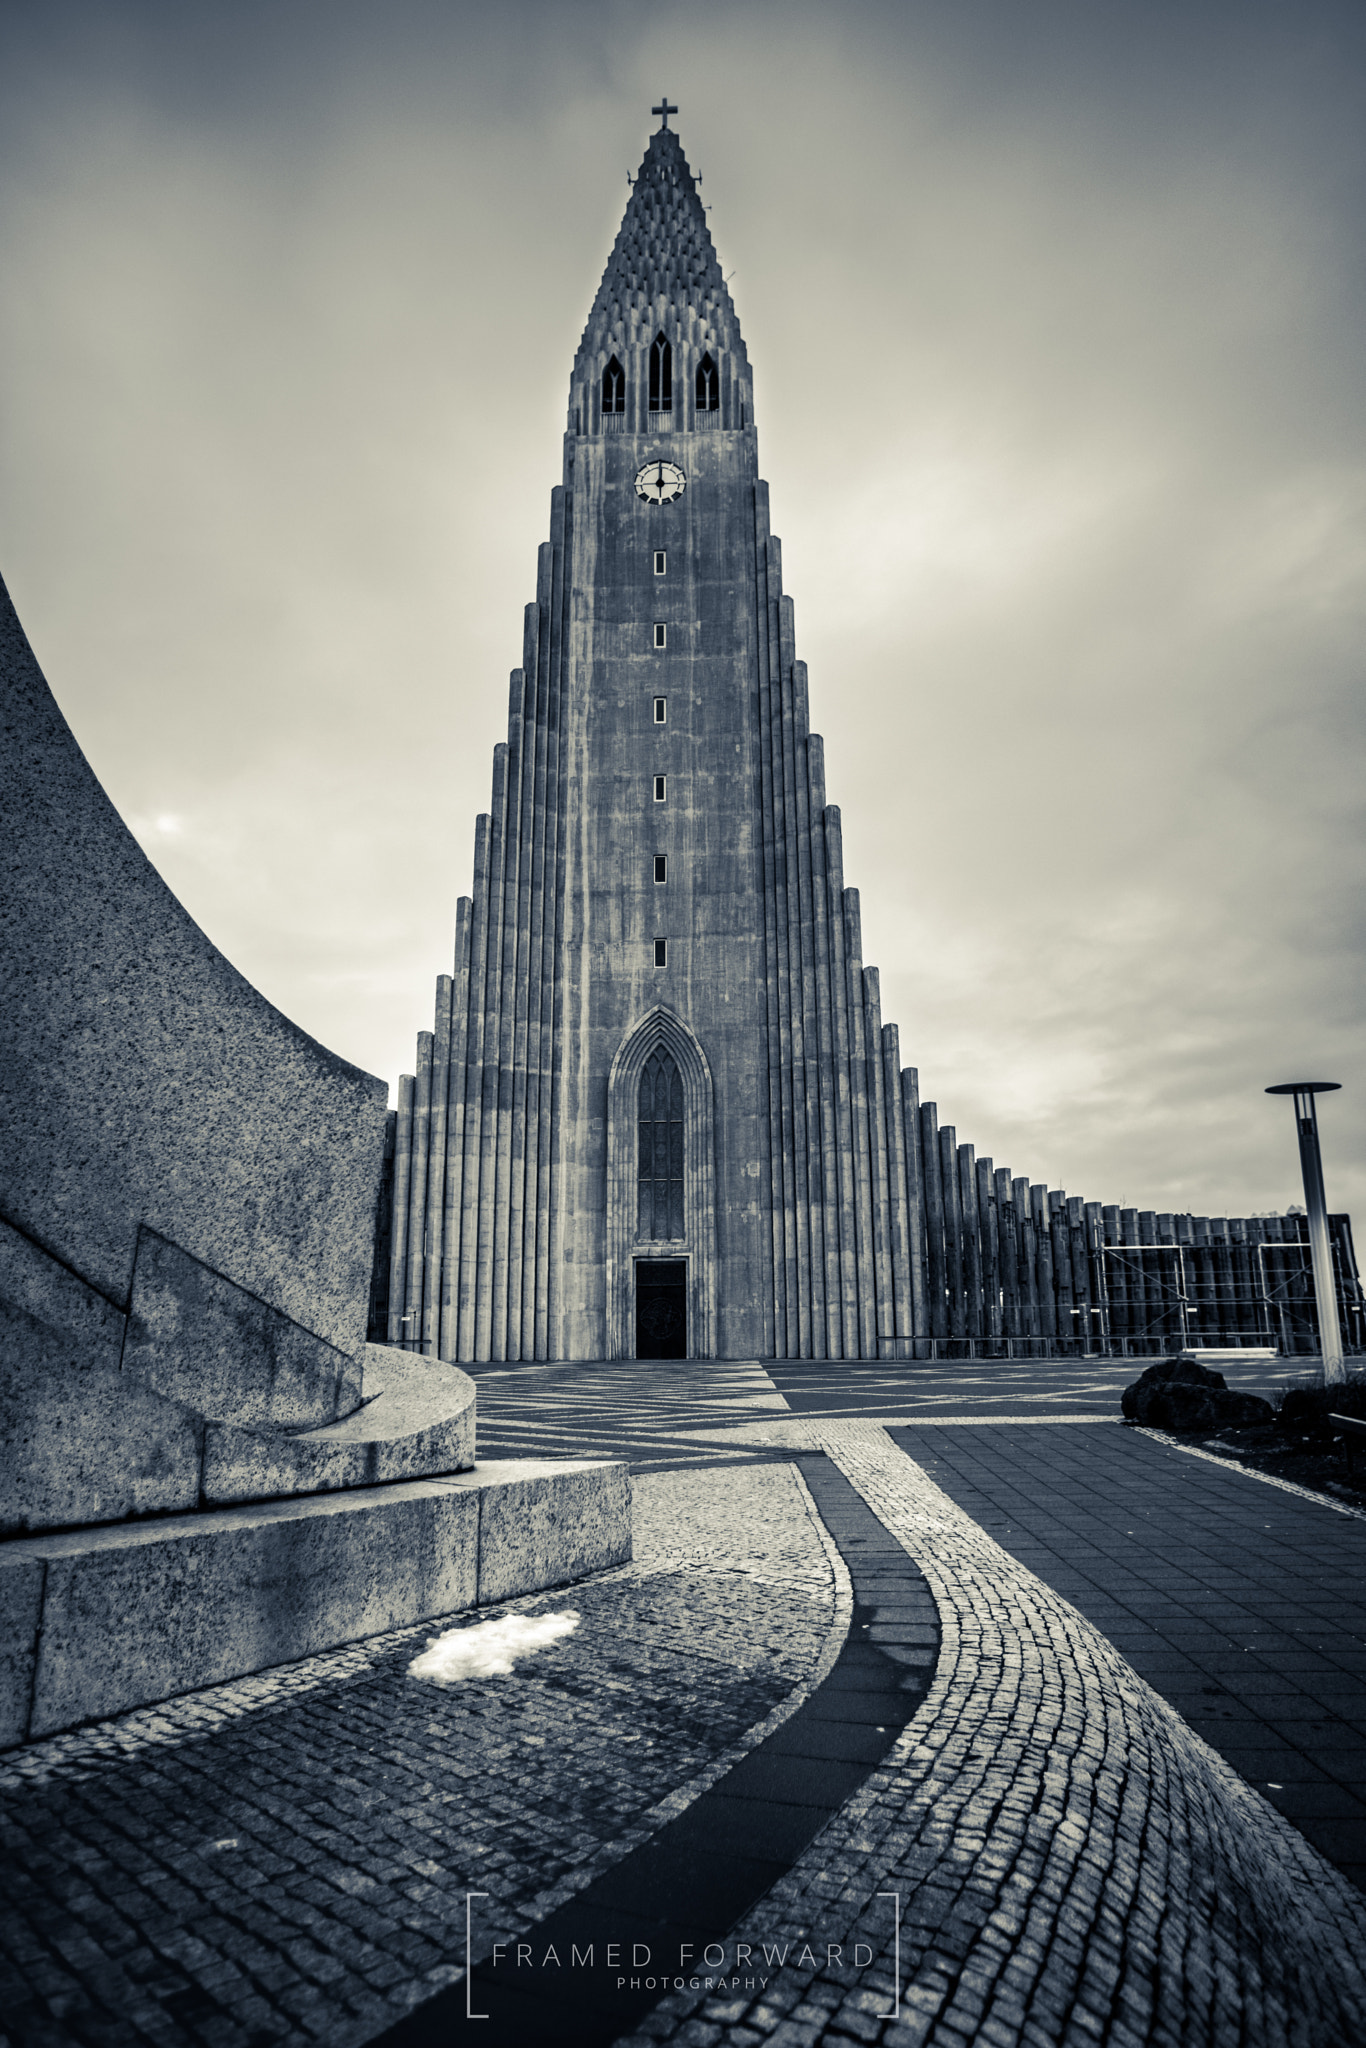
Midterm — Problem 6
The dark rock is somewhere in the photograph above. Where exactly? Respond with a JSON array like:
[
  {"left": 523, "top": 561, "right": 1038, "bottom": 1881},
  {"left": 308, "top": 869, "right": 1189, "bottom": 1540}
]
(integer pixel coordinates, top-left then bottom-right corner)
[{"left": 1121, "top": 1358, "right": 1274, "bottom": 1433}]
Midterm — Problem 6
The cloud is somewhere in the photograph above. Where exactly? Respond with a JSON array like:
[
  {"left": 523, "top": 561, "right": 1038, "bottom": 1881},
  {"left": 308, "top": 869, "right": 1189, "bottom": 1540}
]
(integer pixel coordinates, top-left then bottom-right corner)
[{"left": 1, "top": 0, "right": 1362, "bottom": 1219}]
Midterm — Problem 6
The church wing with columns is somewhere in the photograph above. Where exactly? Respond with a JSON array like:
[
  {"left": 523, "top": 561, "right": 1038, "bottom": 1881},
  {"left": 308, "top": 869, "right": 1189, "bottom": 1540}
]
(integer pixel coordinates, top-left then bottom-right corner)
[{"left": 374, "top": 115, "right": 1359, "bottom": 1367}]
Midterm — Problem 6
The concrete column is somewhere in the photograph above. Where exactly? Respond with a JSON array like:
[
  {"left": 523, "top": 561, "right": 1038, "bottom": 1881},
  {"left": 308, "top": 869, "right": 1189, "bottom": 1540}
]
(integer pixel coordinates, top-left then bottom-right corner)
[
  {"left": 978, "top": 1158, "right": 1001, "bottom": 1350},
  {"left": 844, "top": 890, "right": 878, "bottom": 1356},
  {"left": 475, "top": 739, "right": 513, "bottom": 1361},
  {"left": 535, "top": 491, "right": 570, "bottom": 1358},
  {"left": 386, "top": 1072, "right": 415, "bottom": 1345},
  {"left": 956, "top": 1145, "right": 982, "bottom": 1347},
  {"left": 489, "top": 673, "right": 528, "bottom": 1359},
  {"left": 438, "top": 901, "right": 473, "bottom": 1360},
  {"left": 792, "top": 729, "right": 827, "bottom": 1355},
  {"left": 421, "top": 977, "right": 454, "bottom": 1355},
  {"left": 825, "top": 809, "right": 861, "bottom": 1358},
  {"left": 863, "top": 969, "right": 895, "bottom": 1348},
  {"left": 458, "top": 813, "right": 494, "bottom": 1361},
  {"left": 902, "top": 1067, "right": 930, "bottom": 1352},
  {"left": 1015, "top": 1180, "right": 1040, "bottom": 1343},
  {"left": 997, "top": 1168, "right": 1021, "bottom": 1346},
  {"left": 766, "top": 544, "right": 800, "bottom": 1352},
  {"left": 1033, "top": 1187, "right": 1057, "bottom": 1348},
  {"left": 807, "top": 741, "right": 844, "bottom": 1356},
  {"left": 753, "top": 488, "right": 789, "bottom": 1357},
  {"left": 776, "top": 592, "right": 813, "bottom": 1355},
  {"left": 882, "top": 1027, "right": 915, "bottom": 1342},
  {"left": 939, "top": 1126, "right": 964, "bottom": 1345},
  {"left": 404, "top": 1033, "right": 433, "bottom": 1347},
  {"left": 1049, "top": 1191, "right": 1073, "bottom": 1352},
  {"left": 921, "top": 1102, "right": 948, "bottom": 1345}
]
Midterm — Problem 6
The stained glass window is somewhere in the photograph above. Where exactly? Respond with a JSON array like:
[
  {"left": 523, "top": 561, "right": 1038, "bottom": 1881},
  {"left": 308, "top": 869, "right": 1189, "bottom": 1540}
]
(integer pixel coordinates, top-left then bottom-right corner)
[{"left": 638, "top": 1047, "right": 684, "bottom": 1239}]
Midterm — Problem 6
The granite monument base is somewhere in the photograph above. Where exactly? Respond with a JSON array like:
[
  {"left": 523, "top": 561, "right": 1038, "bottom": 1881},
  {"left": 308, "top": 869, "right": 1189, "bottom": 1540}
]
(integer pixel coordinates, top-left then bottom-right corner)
[{"left": 0, "top": 1458, "right": 631, "bottom": 1744}]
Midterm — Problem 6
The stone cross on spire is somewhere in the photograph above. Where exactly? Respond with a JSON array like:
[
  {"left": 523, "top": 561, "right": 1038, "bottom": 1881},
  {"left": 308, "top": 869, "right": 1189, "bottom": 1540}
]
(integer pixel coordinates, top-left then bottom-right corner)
[{"left": 652, "top": 96, "right": 678, "bottom": 130}]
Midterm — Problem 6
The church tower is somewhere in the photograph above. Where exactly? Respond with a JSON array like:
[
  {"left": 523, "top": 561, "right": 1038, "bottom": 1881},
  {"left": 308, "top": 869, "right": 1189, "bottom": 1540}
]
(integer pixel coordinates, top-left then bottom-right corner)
[
  {"left": 377, "top": 111, "right": 1354, "bottom": 1367},
  {"left": 381, "top": 110, "right": 924, "bottom": 1364}
]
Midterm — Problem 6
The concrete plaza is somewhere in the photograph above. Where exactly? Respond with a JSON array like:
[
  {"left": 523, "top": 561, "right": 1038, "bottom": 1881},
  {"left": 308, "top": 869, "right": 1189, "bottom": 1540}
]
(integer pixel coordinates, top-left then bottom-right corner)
[{"left": 3, "top": 1358, "right": 1365, "bottom": 2048}]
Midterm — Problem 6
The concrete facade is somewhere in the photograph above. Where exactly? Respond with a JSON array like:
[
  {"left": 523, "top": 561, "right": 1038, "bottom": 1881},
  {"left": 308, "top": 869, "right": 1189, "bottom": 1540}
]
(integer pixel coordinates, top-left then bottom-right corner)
[{"left": 385, "top": 123, "right": 928, "bottom": 1365}]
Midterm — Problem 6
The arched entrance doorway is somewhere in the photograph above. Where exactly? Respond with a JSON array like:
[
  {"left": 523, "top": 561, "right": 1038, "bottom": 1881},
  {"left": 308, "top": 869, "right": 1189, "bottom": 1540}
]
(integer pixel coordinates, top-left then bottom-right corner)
[{"left": 605, "top": 1006, "right": 717, "bottom": 1359}]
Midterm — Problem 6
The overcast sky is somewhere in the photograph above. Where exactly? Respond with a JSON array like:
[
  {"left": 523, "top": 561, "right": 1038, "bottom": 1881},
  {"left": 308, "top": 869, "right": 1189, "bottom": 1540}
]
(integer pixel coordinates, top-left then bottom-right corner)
[{"left": 2, "top": 0, "right": 1363, "bottom": 1224}]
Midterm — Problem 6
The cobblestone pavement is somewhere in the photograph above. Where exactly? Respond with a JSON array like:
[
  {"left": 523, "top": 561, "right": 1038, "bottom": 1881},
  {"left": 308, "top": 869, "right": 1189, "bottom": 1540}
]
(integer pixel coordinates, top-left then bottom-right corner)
[
  {"left": 7, "top": 1362, "right": 1366, "bottom": 2048},
  {"left": 0, "top": 1466, "right": 840, "bottom": 2048},
  {"left": 622, "top": 1423, "right": 1366, "bottom": 2048},
  {"left": 896, "top": 1422, "right": 1366, "bottom": 1890}
]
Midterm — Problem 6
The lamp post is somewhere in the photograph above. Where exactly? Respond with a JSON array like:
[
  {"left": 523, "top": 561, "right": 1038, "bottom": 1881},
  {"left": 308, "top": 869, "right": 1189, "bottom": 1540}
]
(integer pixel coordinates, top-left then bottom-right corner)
[{"left": 1266, "top": 1082, "right": 1344, "bottom": 1385}]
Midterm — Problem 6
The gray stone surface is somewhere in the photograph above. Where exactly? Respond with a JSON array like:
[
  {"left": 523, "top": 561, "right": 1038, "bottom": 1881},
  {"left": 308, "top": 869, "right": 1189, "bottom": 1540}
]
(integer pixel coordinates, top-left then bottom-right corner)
[
  {"left": 462, "top": 1455, "right": 634, "bottom": 1602},
  {"left": 0, "top": 1296, "right": 203, "bottom": 1536},
  {"left": 3, "top": 1325, "right": 475, "bottom": 1535},
  {"left": 0, "top": 569, "right": 386, "bottom": 1364},
  {"left": 22, "top": 1480, "right": 483, "bottom": 1738},
  {"left": 124, "top": 1225, "right": 363, "bottom": 1429},
  {"left": 0, "top": 1549, "right": 43, "bottom": 1748},
  {"left": 201, "top": 1343, "right": 476, "bottom": 1504},
  {"left": 0, "top": 1456, "right": 627, "bottom": 1742},
  {"left": 0, "top": 1214, "right": 125, "bottom": 1366}
]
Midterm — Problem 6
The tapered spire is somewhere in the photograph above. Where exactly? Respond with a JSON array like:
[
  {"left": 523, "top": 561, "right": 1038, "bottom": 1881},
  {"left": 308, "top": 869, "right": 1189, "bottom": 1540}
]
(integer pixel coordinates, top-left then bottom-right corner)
[{"left": 569, "top": 124, "right": 750, "bottom": 427}]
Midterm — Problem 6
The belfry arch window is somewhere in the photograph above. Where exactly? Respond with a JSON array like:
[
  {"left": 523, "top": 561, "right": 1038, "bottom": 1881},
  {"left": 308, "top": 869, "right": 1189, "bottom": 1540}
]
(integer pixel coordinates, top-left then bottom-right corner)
[
  {"left": 695, "top": 352, "right": 719, "bottom": 412},
  {"left": 602, "top": 355, "right": 626, "bottom": 416},
  {"left": 648, "top": 332, "right": 673, "bottom": 414},
  {"left": 638, "top": 1048, "right": 684, "bottom": 1239}
]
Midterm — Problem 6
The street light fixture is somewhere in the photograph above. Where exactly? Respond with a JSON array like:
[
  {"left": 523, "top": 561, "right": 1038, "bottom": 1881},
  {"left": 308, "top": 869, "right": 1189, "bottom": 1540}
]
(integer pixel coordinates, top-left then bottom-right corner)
[{"left": 1266, "top": 1082, "right": 1344, "bottom": 1385}]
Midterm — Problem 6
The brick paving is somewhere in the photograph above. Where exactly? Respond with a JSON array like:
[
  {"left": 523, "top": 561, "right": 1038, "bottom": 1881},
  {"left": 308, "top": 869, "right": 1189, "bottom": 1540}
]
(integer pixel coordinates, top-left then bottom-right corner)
[
  {"left": 6, "top": 1363, "right": 1366, "bottom": 2048},
  {"left": 622, "top": 1423, "right": 1366, "bottom": 2048},
  {"left": 0, "top": 1466, "right": 838, "bottom": 2048},
  {"left": 895, "top": 1422, "right": 1366, "bottom": 1890}
]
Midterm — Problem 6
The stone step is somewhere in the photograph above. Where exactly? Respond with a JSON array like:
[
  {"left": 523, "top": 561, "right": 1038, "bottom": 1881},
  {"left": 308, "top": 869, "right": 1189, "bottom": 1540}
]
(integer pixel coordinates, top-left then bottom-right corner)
[{"left": 0, "top": 1457, "right": 630, "bottom": 1745}]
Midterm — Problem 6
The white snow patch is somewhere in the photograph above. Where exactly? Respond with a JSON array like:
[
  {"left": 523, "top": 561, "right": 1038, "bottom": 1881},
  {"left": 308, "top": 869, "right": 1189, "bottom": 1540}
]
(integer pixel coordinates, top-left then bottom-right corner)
[{"left": 408, "top": 1610, "right": 580, "bottom": 1683}]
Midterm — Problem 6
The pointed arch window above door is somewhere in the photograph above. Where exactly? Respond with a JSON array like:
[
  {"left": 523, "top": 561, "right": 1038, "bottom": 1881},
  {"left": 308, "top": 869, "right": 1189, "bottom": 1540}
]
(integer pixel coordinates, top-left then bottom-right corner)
[
  {"left": 638, "top": 1047, "right": 684, "bottom": 1239},
  {"left": 648, "top": 332, "right": 673, "bottom": 414},
  {"left": 602, "top": 355, "right": 626, "bottom": 415},
  {"left": 695, "top": 351, "right": 719, "bottom": 412}
]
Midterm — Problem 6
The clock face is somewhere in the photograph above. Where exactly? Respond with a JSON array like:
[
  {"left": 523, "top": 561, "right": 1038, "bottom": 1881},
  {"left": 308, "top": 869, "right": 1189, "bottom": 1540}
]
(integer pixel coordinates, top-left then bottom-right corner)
[{"left": 635, "top": 459, "right": 687, "bottom": 505}]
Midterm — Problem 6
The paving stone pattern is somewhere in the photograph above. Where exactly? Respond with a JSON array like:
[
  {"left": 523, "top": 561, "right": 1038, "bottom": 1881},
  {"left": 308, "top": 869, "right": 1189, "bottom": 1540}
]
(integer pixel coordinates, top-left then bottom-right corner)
[
  {"left": 7, "top": 1362, "right": 1366, "bottom": 2048},
  {"left": 0, "top": 1466, "right": 837, "bottom": 2048},
  {"left": 467, "top": 1360, "right": 796, "bottom": 1472},
  {"left": 376, "top": 1458, "right": 938, "bottom": 2048},
  {"left": 897, "top": 1422, "right": 1366, "bottom": 1891},
  {"left": 624, "top": 1422, "right": 1366, "bottom": 2048}
]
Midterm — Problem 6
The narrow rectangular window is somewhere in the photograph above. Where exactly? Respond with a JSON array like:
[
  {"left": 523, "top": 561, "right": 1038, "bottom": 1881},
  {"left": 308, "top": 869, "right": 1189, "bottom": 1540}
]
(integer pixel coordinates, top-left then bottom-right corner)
[
  {"left": 654, "top": 938, "right": 667, "bottom": 967},
  {"left": 653, "top": 696, "right": 666, "bottom": 723},
  {"left": 653, "top": 775, "right": 666, "bottom": 802},
  {"left": 653, "top": 550, "right": 666, "bottom": 575},
  {"left": 653, "top": 622, "right": 667, "bottom": 649},
  {"left": 654, "top": 854, "right": 667, "bottom": 883}
]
